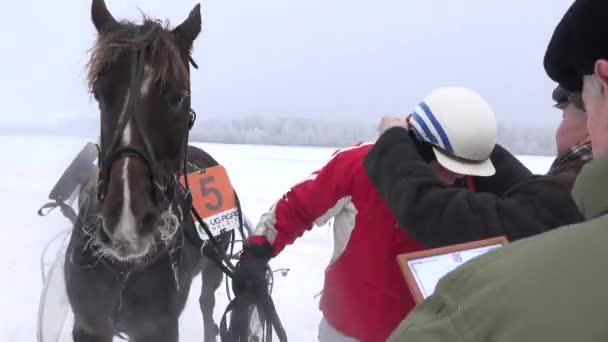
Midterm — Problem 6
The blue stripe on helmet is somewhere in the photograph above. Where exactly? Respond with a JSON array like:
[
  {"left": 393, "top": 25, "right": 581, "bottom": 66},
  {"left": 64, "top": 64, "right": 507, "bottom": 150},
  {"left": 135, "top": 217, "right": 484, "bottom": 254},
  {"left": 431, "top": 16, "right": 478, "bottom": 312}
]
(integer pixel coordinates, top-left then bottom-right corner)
[
  {"left": 410, "top": 127, "right": 425, "bottom": 142},
  {"left": 411, "top": 112, "right": 438, "bottom": 145},
  {"left": 418, "top": 101, "right": 454, "bottom": 154}
]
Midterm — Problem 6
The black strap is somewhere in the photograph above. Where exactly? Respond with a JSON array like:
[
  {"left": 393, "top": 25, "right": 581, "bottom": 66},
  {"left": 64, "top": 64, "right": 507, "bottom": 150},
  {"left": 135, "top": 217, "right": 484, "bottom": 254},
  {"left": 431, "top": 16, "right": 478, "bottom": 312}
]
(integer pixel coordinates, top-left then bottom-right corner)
[
  {"left": 37, "top": 200, "right": 77, "bottom": 224},
  {"left": 189, "top": 199, "right": 237, "bottom": 274},
  {"left": 259, "top": 291, "right": 287, "bottom": 342},
  {"left": 219, "top": 294, "right": 249, "bottom": 341},
  {"left": 219, "top": 292, "right": 288, "bottom": 342},
  {"left": 173, "top": 71, "right": 287, "bottom": 341},
  {"left": 182, "top": 185, "right": 287, "bottom": 341}
]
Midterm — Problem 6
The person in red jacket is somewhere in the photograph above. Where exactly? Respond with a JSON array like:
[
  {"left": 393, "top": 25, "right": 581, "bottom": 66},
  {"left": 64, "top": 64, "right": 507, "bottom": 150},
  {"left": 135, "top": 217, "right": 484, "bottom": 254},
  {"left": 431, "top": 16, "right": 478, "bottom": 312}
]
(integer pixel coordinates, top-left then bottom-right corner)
[{"left": 232, "top": 87, "right": 508, "bottom": 342}]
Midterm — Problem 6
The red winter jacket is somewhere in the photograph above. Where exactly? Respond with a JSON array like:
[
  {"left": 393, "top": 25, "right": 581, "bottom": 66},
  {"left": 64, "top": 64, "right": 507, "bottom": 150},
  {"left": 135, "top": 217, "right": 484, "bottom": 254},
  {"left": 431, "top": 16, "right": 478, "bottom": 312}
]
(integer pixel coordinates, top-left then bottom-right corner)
[{"left": 251, "top": 142, "right": 472, "bottom": 341}]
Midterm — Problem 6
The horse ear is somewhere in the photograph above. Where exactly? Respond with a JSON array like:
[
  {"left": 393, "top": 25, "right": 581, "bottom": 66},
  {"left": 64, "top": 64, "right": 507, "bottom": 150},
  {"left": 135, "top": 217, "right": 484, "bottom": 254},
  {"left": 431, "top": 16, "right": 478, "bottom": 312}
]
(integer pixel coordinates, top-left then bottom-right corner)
[
  {"left": 91, "top": 0, "right": 119, "bottom": 33},
  {"left": 173, "top": 4, "right": 202, "bottom": 52}
]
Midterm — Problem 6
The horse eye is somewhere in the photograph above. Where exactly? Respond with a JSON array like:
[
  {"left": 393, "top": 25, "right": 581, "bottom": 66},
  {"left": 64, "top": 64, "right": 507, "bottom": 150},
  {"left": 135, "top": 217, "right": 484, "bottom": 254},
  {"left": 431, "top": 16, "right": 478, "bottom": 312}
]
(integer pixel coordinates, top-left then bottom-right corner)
[{"left": 166, "top": 89, "right": 190, "bottom": 110}]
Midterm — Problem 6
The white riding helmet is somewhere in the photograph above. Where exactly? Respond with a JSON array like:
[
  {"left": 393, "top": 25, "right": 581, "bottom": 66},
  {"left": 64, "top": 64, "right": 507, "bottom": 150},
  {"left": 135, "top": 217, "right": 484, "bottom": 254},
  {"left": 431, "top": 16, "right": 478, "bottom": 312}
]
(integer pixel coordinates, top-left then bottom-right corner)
[{"left": 408, "top": 86, "right": 497, "bottom": 177}]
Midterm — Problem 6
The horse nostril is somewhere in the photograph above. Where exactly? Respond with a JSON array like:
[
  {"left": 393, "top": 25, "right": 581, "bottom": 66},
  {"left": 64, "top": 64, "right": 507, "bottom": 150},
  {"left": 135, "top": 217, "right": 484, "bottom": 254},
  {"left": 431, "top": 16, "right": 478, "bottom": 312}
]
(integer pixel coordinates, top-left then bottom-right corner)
[
  {"left": 99, "top": 225, "right": 111, "bottom": 244},
  {"left": 140, "top": 211, "right": 160, "bottom": 234}
]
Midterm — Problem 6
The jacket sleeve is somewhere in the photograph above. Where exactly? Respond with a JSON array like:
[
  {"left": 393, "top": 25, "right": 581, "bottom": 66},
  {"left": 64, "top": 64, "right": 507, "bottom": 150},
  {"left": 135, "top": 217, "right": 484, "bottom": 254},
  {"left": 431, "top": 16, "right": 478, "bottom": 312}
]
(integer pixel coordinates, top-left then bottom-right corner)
[
  {"left": 471, "top": 143, "right": 533, "bottom": 195},
  {"left": 363, "top": 127, "right": 583, "bottom": 247},
  {"left": 252, "top": 146, "right": 359, "bottom": 256}
]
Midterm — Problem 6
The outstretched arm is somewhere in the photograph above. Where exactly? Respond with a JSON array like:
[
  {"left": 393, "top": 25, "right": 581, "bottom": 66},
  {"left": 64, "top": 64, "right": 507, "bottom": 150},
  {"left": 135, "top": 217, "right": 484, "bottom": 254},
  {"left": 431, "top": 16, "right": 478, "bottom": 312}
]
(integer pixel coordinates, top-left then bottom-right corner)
[
  {"left": 363, "top": 127, "right": 580, "bottom": 247},
  {"left": 253, "top": 145, "right": 363, "bottom": 256}
]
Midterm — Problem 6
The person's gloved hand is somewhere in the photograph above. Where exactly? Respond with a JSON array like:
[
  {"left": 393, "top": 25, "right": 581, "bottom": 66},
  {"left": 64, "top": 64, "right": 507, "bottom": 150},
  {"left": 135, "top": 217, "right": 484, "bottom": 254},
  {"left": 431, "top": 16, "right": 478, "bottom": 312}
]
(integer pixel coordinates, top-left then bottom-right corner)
[{"left": 232, "top": 237, "right": 274, "bottom": 297}]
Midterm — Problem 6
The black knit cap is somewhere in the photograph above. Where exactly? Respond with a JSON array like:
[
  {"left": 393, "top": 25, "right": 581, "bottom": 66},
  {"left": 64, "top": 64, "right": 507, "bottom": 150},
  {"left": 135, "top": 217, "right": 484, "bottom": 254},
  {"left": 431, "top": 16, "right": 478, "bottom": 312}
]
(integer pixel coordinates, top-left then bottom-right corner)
[{"left": 544, "top": 0, "right": 608, "bottom": 92}]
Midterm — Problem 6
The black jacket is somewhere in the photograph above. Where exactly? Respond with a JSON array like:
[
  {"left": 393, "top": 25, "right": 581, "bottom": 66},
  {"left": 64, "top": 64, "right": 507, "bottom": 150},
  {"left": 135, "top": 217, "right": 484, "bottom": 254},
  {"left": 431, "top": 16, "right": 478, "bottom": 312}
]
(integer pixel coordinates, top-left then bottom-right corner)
[{"left": 363, "top": 127, "right": 584, "bottom": 248}]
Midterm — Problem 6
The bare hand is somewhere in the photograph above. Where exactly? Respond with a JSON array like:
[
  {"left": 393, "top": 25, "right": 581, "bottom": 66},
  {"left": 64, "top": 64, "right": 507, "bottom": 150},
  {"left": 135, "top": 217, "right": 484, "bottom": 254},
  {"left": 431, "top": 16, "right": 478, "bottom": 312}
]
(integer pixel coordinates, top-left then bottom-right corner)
[{"left": 378, "top": 116, "right": 408, "bottom": 134}]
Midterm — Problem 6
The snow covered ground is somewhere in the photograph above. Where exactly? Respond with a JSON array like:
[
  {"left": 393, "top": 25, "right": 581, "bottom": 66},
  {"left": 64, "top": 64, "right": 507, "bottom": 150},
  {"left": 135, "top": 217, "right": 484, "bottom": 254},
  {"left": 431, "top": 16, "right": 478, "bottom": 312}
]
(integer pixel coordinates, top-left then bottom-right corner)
[{"left": 0, "top": 135, "right": 555, "bottom": 342}]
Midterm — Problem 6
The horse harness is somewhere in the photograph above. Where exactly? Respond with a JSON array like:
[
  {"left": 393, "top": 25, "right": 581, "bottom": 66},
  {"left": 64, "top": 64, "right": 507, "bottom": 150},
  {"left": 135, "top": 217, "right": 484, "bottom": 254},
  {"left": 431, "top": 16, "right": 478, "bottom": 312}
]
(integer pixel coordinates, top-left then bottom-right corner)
[
  {"left": 47, "top": 31, "right": 288, "bottom": 341},
  {"left": 90, "top": 29, "right": 196, "bottom": 280}
]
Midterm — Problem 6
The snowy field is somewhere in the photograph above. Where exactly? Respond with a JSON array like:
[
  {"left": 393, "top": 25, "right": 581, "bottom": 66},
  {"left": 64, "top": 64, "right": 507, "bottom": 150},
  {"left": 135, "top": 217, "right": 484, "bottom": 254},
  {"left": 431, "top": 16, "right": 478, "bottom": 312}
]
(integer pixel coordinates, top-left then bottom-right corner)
[{"left": 0, "top": 135, "right": 555, "bottom": 342}]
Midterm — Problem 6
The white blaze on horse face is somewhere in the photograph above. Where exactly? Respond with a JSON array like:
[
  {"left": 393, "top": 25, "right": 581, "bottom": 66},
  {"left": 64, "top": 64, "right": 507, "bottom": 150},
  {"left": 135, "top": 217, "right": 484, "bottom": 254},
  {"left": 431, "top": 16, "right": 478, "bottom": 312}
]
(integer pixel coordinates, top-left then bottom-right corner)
[
  {"left": 140, "top": 65, "right": 153, "bottom": 96},
  {"left": 112, "top": 65, "right": 155, "bottom": 257},
  {"left": 114, "top": 89, "right": 138, "bottom": 246}
]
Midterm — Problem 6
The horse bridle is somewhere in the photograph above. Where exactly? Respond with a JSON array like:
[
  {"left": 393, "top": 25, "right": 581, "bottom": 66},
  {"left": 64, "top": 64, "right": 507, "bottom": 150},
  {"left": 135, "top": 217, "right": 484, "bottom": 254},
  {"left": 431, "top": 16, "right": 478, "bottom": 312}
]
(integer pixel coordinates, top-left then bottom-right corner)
[
  {"left": 90, "top": 39, "right": 198, "bottom": 304},
  {"left": 90, "top": 33, "right": 288, "bottom": 342},
  {"left": 96, "top": 45, "right": 197, "bottom": 207}
]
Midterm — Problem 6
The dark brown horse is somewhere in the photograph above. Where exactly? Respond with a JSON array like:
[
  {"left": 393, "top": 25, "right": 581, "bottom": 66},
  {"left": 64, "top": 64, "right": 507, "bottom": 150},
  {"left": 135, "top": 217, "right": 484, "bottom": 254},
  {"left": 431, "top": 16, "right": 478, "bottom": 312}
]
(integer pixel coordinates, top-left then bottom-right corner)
[{"left": 64, "top": 1, "right": 234, "bottom": 341}]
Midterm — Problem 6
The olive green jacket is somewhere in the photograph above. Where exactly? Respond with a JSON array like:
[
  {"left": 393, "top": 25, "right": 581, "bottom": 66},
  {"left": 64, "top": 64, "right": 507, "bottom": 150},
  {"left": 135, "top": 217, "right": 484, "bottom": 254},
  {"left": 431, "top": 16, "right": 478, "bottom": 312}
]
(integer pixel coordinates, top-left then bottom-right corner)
[{"left": 389, "top": 152, "right": 608, "bottom": 342}]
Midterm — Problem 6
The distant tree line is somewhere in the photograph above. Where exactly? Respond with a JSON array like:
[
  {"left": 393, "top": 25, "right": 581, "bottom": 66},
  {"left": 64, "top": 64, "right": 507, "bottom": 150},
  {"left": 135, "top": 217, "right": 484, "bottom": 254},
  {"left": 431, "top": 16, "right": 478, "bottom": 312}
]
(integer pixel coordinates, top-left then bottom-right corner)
[
  {"left": 189, "top": 116, "right": 378, "bottom": 150},
  {"left": 188, "top": 116, "right": 558, "bottom": 156},
  {"left": 0, "top": 115, "right": 558, "bottom": 156}
]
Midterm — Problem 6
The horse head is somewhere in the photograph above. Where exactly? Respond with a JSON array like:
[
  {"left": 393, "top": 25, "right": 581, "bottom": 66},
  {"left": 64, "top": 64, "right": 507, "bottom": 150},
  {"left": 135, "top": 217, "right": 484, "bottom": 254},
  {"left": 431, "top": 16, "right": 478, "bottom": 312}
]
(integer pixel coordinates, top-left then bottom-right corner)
[{"left": 87, "top": 0, "right": 201, "bottom": 263}]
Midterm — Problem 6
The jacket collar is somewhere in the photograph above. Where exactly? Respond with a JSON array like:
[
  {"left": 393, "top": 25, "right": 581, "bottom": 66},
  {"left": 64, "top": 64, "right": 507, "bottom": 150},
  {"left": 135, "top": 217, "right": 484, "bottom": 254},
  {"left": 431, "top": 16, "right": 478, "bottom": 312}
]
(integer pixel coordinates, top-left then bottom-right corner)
[
  {"left": 556, "top": 141, "right": 592, "bottom": 165},
  {"left": 572, "top": 152, "right": 608, "bottom": 220},
  {"left": 548, "top": 141, "right": 593, "bottom": 177}
]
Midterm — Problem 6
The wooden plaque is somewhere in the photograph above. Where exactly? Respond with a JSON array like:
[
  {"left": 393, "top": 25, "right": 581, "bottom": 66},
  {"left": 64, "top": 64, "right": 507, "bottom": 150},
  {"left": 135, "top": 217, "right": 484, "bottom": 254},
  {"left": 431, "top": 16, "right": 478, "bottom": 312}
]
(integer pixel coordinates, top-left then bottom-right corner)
[{"left": 397, "top": 236, "right": 509, "bottom": 304}]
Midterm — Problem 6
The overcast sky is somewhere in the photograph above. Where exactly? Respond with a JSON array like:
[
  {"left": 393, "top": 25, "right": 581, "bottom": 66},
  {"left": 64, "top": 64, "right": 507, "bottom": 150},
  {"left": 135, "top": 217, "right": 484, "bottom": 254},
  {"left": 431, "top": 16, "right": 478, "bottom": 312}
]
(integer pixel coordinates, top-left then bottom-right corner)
[{"left": 0, "top": 0, "right": 574, "bottom": 127}]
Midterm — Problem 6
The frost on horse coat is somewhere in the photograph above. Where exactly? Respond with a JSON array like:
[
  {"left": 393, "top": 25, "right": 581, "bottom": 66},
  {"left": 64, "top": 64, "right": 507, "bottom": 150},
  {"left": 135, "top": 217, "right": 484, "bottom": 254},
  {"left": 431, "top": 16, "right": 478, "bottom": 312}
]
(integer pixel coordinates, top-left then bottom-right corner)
[{"left": 65, "top": 145, "right": 233, "bottom": 342}]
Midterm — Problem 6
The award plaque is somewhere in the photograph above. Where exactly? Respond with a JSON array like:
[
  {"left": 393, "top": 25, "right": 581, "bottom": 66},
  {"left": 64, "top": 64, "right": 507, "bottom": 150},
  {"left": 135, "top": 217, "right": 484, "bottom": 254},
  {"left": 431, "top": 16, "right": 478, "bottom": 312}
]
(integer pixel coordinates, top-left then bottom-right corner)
[{"left": 397, "top": 236, "right": 509, "bottom": 304}]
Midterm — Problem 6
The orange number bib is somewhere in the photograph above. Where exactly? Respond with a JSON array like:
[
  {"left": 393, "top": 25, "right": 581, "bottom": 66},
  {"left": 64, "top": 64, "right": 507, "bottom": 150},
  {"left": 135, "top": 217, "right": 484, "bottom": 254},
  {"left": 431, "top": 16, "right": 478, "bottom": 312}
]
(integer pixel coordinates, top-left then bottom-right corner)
[{"left": 179, "top": 165, "right": 240, "bottom": 240}]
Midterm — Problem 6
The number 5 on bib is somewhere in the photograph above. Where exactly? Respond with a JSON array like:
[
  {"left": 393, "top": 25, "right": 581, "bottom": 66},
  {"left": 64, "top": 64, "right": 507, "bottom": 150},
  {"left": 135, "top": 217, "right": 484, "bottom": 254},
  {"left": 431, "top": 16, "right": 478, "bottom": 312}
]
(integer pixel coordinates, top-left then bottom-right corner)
[{"left": 179, "top": 165, "right": 240, "bottom": 240}]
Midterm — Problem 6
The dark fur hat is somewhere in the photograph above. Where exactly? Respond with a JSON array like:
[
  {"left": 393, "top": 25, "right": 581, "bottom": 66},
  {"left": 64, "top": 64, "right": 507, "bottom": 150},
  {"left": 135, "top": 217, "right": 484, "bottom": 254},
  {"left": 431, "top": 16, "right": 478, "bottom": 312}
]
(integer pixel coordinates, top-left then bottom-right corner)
[{"left": 544, "top": 0, "right": 608, "bottom": 92}]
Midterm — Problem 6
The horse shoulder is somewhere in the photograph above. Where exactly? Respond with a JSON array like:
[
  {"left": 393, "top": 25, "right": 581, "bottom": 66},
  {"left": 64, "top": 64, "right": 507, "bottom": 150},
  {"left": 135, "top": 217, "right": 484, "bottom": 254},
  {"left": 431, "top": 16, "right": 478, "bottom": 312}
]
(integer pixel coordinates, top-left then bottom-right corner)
[{"left": 186, "top": 144, "right": 220, "bottom": 169}]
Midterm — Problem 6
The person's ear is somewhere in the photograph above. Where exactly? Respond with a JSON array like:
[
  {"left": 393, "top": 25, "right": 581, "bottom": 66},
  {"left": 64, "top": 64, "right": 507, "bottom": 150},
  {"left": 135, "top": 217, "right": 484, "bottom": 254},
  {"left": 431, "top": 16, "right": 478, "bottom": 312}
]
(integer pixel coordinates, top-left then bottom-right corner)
[{"left": 593, "top": 59, "right": 608, "bottom": 98}]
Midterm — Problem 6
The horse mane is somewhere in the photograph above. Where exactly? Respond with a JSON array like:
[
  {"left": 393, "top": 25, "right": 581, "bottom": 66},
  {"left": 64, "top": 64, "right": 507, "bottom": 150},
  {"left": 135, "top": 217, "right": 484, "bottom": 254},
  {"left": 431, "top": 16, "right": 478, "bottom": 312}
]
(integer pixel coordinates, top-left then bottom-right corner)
[{"left": 86, "top": 16, "right": 189, "bottom": 92}]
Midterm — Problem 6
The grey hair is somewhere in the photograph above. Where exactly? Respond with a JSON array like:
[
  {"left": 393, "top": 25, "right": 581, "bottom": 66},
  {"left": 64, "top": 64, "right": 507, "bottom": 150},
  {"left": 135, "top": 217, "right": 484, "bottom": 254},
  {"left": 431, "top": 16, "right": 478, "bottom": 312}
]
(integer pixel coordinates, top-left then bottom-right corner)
[{"left": 584, "top": 74, "right": 603, "bottom": 98}]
